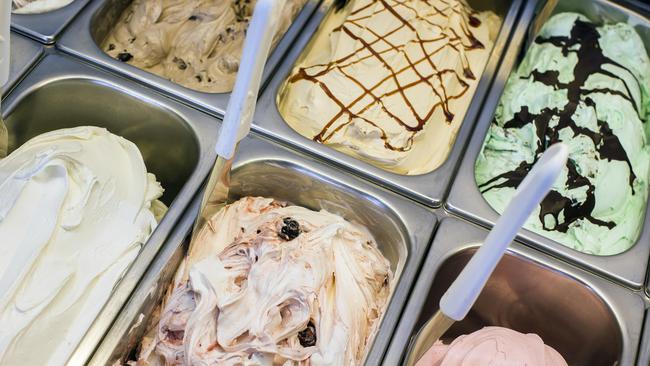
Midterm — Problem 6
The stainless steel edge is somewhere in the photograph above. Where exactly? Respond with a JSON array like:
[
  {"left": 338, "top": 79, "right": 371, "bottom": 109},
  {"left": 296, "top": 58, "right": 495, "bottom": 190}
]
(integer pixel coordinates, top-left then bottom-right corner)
[
  {"left": 89, "top": 135, "right": 438, "bottom": 366},
  {"left": 3, "top": 32, "right": 42, "bottom": 95},
  {"left": 11, "top": 0, "right": 91, "bottom": 44},
  {"left": 56, "top": 0, "right": 320, "bottom": 118},
  {"left": 639, "top": 310, "right": 649, "bottom": 366},
  {"left": 446, "top": 0, "right": 650, "bottom": 289},
  {"left": 382, "top": 215, "right": 645, "bottom": 366},
  {"left": 250, "top": 0, "right": 523, "bottom": 208},
  {"left": 0, "top": 52, "right": 222, "bottom": 366}
]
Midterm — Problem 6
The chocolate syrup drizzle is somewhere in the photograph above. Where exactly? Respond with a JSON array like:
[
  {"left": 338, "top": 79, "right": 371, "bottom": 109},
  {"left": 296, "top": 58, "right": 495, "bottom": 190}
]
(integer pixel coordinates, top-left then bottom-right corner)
[
  {"left": 288, "top": 0, "right": 486, "bottom": 151},
  {"left": 479, "top": 18, "right": 644, "bottom": 233}
]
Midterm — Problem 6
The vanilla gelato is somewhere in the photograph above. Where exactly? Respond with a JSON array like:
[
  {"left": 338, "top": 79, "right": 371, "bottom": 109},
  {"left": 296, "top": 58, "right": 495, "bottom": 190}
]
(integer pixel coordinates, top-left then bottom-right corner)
[
  {"left": 12, "top": 0, "right": 73, "bottom": 14},
  {"left": 0, "top": 127, "right": 166, "bottom": 365},
  {"left": 135, "top": 196, "right": 392, "bottom": 365},
  {"left": 103, "top": 0, "right": 306, "bottom": 93},
  {"left": 278, "top": 0, "right": 501, "bottom": 175}
]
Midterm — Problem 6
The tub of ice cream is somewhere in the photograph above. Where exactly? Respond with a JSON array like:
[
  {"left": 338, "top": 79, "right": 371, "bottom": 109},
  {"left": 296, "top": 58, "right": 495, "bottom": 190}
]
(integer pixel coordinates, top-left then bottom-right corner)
[
  {"left": 3, "top": 32, "right": 41, "bottom": 94},
  {"left": 248, "top": 0, "right": 522, "bottom": 207},
  {"left": 446, "top": 0, "right": 650, "bottom": 288},
  {"left": 56, "top": 0, "right": 319, "bottom": 118},
  {"left": 383, "top": 217, "right": 644, "bottom": 366},
  {"left": 87, "top": 135, "right": 437, "bottom": 366},
  {"left": 11, "top": 0, "right": 91, "bottom": 44},
  {"left": 0, "top": 53, "right": 222, "bottom": 365}
]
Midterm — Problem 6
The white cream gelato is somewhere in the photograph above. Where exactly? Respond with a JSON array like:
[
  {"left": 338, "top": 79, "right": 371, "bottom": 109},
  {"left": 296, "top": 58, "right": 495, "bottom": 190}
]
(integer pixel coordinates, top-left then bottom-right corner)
[
  {"left": 278, "top": 0, "right": 501, "bottom": 175},
  {"left": 136, "top": 196, "right": 392, "bottom": 365},
  {"left": 12, "top": 0, "right": 74, "bottom": 14},
  {"left": 0, "top": 126, "right": 166, "bottom": 365}
]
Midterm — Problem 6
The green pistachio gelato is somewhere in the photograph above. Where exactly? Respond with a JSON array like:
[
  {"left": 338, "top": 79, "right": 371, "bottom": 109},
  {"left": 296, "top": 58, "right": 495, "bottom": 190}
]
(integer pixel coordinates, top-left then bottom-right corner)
[{"left": 475, "top": 12, "right": 650, "bottom": 255}]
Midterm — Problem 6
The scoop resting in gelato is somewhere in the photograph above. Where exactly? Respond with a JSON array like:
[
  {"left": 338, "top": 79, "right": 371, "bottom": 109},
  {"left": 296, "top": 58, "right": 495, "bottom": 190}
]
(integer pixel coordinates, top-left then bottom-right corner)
[
  {"left": 0, "top": 126, "right": 166, "bottom": 365},
  {"left": 12, "top": 0, "right": 73, "bottom": 14},
  {"left": 278, "top": 0, "right": 501, "bottom": 175},
  {"left": 102, "top": 0, "right": 306, "bottom": 93},
  {"left": 415, "top": 327, "right": 567, "bottom": 366},
  {"left": 135, "top": 196, "right": 392, "bottom": 365},
  {"left": 475, "top": 13, "right": 650, "bottom": 255}
]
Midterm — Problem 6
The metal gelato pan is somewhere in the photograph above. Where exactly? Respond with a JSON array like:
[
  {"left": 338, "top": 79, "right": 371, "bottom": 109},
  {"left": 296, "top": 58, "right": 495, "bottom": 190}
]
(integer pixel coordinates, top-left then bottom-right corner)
[
  {"left": 383, "top": 217, "right": 645, "bottom": 366},
  {"left": 11, "top": 0, "right": 91, "bottom": 44},
  {"left": 252, "top": 0, "right": 523, "bottom": 207},
  {"left": 446, "top": 0, "right": 650, "bottom": 288},
  {"left": 87, "top": 136, "right": 437, "bottom": 366},
  {"left": 56, "top": 0, "right": 319, "bottom": 118},
  {"left": 2, "top": 53, "right": 222, "bottom": 365}
]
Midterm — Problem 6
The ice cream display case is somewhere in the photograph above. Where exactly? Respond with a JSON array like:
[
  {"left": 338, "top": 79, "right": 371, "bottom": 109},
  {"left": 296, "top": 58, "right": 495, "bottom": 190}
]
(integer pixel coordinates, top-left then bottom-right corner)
[
  {"left": 1, "top": 0, "right": 649, "bottom": 364},
  {"left": 11, "top": 0, "right": 91, "bottom": 44},
  {"left": 447, "top": 0, "right": 650, "bottom": 288},
  {"left": 56, "top": 0, "right": 320, "bottom": 118}
]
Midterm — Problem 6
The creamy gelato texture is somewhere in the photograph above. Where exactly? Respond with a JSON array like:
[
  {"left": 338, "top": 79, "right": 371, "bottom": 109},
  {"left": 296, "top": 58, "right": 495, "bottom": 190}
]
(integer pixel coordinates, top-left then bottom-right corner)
[
  {"left": 0, "top": 127, "right": 166, "bottom": 365},
  {"left": 135, "top": 196, "right": 392, "bottom": 365},
  {"left": 102, "top": 0, "right": 306, "bottom": 93},
  {"left": 475, "top": 13, "right": 650, "bottom": 255},
  {"left": 415, "top": 327, "right": 567, "bottom": 366},
  {"left": 12, "top": 0, "right": 73, "bottom": 14},
  {"left": 278, "top": 0, "right": 501, "bottom": 175}
]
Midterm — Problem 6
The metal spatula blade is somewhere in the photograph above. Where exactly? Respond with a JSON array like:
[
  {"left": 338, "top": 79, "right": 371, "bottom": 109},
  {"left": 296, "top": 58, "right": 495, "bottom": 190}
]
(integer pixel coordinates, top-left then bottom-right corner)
[{"left": 189, "top": 0, "right": 280, "bottom": 249}]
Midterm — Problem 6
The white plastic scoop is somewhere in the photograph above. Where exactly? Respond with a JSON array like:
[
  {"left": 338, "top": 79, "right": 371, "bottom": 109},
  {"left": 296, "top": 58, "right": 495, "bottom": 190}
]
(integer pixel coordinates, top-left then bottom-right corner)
[
  {"left": 0, "top": 0, "right": 11, "bottom": 157},
  {"left": 407, "top": 143, "right": 569, "bottom": 365},
  {"left": 190, "top": 0, "right": 280, "bottom": 247}
]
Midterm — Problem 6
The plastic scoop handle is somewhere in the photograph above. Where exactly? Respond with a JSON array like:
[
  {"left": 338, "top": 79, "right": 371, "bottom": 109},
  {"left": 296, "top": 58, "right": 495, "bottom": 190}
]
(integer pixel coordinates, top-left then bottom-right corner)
[
  {"left": 214, "top": 0, "right": 279, "bottom": 159},
  {"left": 439, "top": 143, "right": 569, "bottom": 321}
]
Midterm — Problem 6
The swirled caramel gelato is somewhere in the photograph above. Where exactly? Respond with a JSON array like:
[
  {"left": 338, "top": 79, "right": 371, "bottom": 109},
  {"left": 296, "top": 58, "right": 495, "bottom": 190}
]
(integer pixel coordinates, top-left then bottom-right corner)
[
  {"left": 278, "top": 0, "right": 501, "bottom": 175},
  {"left": 102, "top": 0, "right": 306, "bottom": 93},
  {"left": 135, "top": 196, "right": 392, "bottom": 365}
]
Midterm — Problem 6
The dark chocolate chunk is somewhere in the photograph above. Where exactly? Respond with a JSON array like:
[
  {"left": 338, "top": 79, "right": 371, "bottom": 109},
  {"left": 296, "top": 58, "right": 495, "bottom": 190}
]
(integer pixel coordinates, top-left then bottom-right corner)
[
  {"left": 279, "top": 217, "right": 300, "bottom": 240},
  {"left": 298, "top": 321, "right": 317, "bottom": 347},
  {"left": 468, "top": 15, "right": 481, "bottom": 27},
  {"left": 188, "top": 15, "right": 198, "bottom": 21},
  {"left": 117, "top": 52, "right": 133, "bottom": 62},
  {"left": 108, "top": 43, "right": 115, "bottom": 51},
  {"left": 173, "top": 57, "right": 188, "bottom": 70}
]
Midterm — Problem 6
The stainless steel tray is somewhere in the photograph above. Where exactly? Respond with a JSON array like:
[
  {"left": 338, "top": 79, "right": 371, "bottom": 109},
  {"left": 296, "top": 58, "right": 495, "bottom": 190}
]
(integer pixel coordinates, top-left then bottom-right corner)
[
  {"left": 4, "top": 32, "right": 42, "bottom": 94},
  {"left": 251, "top": 0, "right": 523, "bottom": 208},
  {"left": 1, "top": 52, "right": 223, "bottom": 366},
  {"left": 11, "top": 0, "right": 91, "bottom": 44},
  {"left": 446, "top": 0, "right": 650, "bottom": 288},
  {"left": 87, "top": 136, "right": 438, "bottom": 366},
  {"left": 383, "top": 216, "right": 645, "bottom": 366},
  {"left": 56, "top": 0, "right": 320, "bottom": 118}
]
